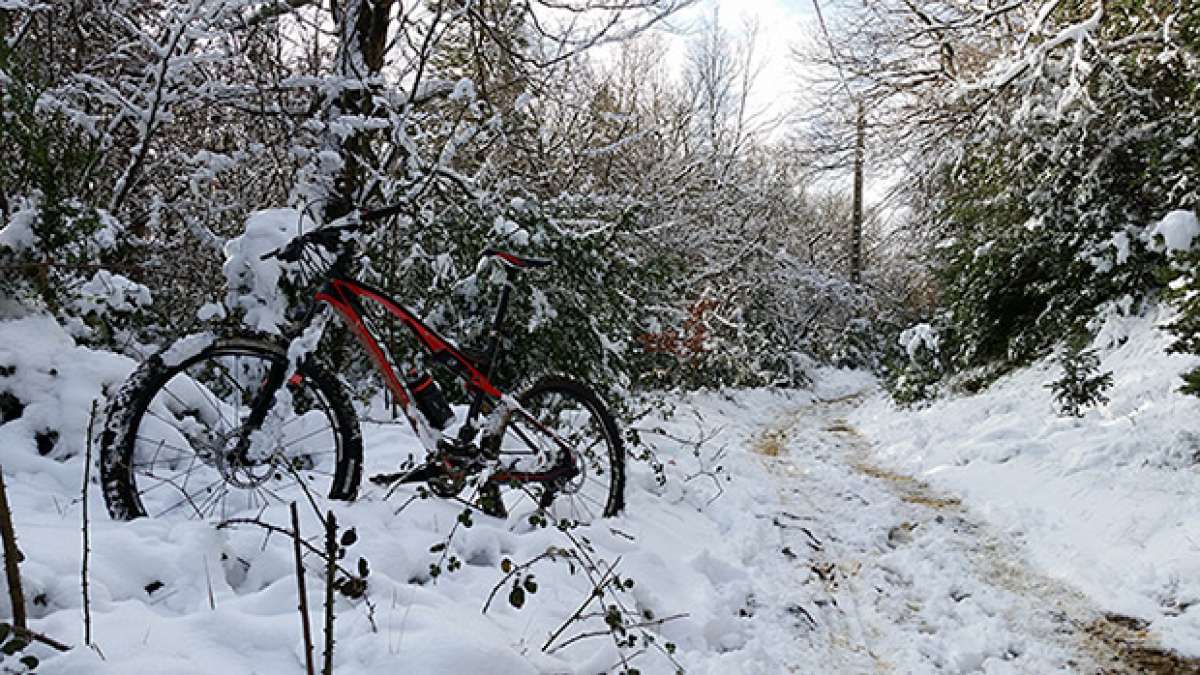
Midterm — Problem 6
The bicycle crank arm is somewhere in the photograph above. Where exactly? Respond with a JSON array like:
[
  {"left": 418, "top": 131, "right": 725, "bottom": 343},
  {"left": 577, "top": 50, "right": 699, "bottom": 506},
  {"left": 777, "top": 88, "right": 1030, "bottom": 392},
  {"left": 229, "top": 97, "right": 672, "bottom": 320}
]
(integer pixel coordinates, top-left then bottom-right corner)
[{"left": 368, "top": 462, "right": 446, "bottom": 486}]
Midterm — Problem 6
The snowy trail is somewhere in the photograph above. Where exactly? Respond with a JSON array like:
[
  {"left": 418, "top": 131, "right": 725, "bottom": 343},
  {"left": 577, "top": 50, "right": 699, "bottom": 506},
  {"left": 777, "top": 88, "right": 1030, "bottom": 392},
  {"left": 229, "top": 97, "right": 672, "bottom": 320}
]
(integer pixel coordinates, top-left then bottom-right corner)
[{"left": 750, "top": 395, "right": 1200, "bottom": 674}]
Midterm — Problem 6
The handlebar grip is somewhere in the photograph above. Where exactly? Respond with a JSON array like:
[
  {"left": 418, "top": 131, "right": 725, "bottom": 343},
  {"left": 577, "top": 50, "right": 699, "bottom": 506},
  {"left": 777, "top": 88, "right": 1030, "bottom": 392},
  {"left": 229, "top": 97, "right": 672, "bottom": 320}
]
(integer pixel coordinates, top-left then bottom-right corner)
[{"left": 260, "top": 239, "right": 306, "bottom": 263}]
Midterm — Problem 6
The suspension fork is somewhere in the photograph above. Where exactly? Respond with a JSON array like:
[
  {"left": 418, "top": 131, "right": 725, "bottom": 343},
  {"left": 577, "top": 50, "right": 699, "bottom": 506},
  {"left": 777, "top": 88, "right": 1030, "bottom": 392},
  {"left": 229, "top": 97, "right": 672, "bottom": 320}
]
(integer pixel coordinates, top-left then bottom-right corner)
[{"left": 231, "top": 304, "right": 330, "bottom": 462}]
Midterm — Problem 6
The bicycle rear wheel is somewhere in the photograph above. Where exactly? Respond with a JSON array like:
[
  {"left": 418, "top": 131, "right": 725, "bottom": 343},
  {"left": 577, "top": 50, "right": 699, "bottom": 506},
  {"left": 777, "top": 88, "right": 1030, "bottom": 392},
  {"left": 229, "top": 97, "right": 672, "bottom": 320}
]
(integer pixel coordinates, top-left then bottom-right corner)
[
  {"left": 489, "top": 377, "right": 624, "bottom": 523},
  {"left": 100, "top": 332, "right": 362, "bottom": 520}
]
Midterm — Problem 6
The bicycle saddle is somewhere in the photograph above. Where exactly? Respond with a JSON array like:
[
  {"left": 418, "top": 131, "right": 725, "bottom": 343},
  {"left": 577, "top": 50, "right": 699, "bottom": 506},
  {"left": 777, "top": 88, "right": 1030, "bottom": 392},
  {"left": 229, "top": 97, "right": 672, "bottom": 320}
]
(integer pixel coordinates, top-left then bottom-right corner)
[{"left": 482, "top": 248, "right": 554, "bottom": 271}]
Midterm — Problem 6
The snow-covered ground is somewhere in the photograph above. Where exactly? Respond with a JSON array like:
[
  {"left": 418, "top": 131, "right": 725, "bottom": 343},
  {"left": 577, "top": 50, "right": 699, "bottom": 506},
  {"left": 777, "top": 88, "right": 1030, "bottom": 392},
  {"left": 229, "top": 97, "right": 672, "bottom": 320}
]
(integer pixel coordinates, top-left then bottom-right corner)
[
  {"left": 0, "top": 316, "right": 825, "bottom": 674},
  {"left": 4, "top": 310, "right": 1200, "bottom": 673}
]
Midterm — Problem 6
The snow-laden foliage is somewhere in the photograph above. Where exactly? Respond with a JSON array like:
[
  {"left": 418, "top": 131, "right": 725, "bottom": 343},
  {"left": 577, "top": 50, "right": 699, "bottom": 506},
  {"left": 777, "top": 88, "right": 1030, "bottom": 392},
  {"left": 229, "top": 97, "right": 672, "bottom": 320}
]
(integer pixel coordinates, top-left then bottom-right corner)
[
  {"left": 936, "top": 1, "right": 1198, "bottom": 376},
  {"left": 2, "top": 1, "right": 884, "bottom": 395},
  {"left": 922, "top": 2, "right": 1191, "bottom": 369},
  {"left": 809, "top": 0, "right": 1200, "bottom": 394}
]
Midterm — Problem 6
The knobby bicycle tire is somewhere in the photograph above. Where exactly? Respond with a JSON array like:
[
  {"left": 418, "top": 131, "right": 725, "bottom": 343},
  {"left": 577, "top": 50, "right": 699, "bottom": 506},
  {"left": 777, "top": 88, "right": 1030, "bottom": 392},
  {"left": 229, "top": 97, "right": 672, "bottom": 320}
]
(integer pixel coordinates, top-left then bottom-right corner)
[
  {"left": 100, "top": 331, "right": 363, "bottom": 520},
  {"left": 492, "top": 376, "right": 625, "bottom": 521}
]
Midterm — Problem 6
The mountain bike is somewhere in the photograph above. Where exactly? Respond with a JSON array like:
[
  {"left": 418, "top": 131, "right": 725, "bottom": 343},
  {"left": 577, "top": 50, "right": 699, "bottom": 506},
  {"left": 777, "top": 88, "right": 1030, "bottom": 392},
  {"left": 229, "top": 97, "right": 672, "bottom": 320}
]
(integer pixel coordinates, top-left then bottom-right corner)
[{"left": 99, "top": 203, "right": 625, "bottom": 524}]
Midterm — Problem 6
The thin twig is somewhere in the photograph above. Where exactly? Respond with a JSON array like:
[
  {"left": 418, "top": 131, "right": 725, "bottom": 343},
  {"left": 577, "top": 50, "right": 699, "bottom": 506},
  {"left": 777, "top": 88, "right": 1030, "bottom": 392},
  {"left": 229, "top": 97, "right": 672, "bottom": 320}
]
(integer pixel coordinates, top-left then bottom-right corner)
[
  {"left": 322, "top": 509, "right": 336, "bottom": 675},
  {"left": 541, "top": 556, "right": 622, "bottom": 652},
  {"left": 0, "top": 466, "right": 27, "bottom": 631},
  {"left": 215, "top": 518, "right": 356, "bottom": 578},
  {"left": 82, "top": 401, "right": 98, "bottom": 646},
  {"left": 12, "top": 625, "right": 71, "bottom": 652},
  {"left": 291, "top": 503, "right": 316, "bottom": 675},
  {"left": 481, "top": 547, "right": 568, "bottom": 614},
  {"left": 547, "top": 613, "right": 689, "bottom": 654},
  {"left": 203, "top": 555, "right": 216, "bottom": 611}
]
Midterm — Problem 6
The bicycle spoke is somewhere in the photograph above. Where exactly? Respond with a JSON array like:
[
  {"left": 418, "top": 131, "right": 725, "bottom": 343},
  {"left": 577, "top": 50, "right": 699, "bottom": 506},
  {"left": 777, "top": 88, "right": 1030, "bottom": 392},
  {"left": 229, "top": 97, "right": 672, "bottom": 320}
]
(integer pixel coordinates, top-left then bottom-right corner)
[
  {"left": 133, "top": 435, "right": 195, "bottom": 460},
  {"left": 283, "top": 425, "right": 337, "bottom": 449},
  {"left": 133, "top": 436, "right": 190, "bottom": 469},
  {"left": 179, "top": 370, "right": 235, "bottom": 434},
  {"left": 291, "top": 468, "right": 335, "bottom": 479},
  {"left": 138, "top": 454, "right": 202, "bottom": 497},
  {"left": 210, "top": 358, "right": 249, "bottom": 401},
  {"left": 195, "top": 482, "right": 230, "bottom": 519},
  {"left": 154, "top": 476, "right": 224, "bottom": 519},
  {"left": 254, "top": 483, "right": 289, "bottom": 508},
  {"left": 575, "top": 490, "right": 607, "bottom": 511}
]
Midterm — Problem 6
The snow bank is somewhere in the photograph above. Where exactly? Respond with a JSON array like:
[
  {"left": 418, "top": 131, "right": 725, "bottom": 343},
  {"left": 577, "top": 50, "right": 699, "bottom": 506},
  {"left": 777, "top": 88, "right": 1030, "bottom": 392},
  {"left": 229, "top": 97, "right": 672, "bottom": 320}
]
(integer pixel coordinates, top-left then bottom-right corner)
[
  {"left": 0, "top": 316, "right": 133, "bottom": 472},
  {"left": 852, "top": 304, "right": 1200, "bottom": 656}
]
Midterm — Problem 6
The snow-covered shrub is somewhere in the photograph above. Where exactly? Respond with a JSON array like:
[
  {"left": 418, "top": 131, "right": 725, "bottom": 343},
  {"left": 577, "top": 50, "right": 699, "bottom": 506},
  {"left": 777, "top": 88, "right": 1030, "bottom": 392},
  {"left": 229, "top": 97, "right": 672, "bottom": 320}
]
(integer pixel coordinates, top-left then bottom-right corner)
[
  {"left": 888, "top": 0, "right": 1199, "bottom": 385},
  {"left": 1045, "top": 335, "right": 1113, "bottom": 418},
  {"left": 0, "top": 196, "right": 149, "bottom": 347},
  {"left": 0, "top": 18, "right": 160, "bottom": 350},
  {"left": 886, "top": 322, "right": 944, "bottom": 406},
  {"left": 1160, "top": 211, "right": 1200, "bottom": 397}
]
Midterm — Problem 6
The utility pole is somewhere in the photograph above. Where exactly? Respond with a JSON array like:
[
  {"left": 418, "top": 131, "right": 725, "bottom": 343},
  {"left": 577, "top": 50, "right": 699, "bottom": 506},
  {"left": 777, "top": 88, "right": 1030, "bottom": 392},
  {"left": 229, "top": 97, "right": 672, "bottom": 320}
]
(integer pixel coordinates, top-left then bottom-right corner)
[
  {"left": 850, "top": 102, "right": 864, "bottom": 284},
  {"left": 811, "top": 0, "right": 866, "bottom": 284}
]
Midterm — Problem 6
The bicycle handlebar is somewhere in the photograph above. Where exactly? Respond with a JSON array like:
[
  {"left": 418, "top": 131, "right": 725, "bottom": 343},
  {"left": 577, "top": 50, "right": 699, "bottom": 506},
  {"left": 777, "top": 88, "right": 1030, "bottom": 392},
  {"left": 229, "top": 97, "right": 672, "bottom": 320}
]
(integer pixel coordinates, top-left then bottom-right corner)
[
  {"left": 259, "top": 200, "right": 407, "bottom": 262},
  {"left": 259, "top": 221, "right": 364, "bottom": 262}
]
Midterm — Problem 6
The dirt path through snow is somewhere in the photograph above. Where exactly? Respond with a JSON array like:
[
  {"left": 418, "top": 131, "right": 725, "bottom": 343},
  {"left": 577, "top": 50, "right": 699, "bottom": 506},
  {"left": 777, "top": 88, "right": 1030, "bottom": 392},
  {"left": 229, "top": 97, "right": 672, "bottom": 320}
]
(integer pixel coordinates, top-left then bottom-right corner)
[{"left": 751, "top": 395, "right": 1200, "bottom": 674}]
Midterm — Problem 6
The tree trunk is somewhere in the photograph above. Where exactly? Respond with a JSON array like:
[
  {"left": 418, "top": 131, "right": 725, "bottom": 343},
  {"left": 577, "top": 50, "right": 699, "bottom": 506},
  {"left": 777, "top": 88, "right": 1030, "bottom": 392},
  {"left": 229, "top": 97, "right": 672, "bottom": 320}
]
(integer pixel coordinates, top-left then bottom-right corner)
[{"left": 324, "top": 0, "right": 395, "bottom": 221}]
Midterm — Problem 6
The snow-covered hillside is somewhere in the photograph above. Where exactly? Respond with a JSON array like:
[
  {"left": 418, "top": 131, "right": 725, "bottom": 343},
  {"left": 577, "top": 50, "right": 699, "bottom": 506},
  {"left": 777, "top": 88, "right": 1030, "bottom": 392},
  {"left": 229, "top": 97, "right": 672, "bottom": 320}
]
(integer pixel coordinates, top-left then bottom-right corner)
[{"left": 855, "top": 306, "right": 1200, "bottom": 661}]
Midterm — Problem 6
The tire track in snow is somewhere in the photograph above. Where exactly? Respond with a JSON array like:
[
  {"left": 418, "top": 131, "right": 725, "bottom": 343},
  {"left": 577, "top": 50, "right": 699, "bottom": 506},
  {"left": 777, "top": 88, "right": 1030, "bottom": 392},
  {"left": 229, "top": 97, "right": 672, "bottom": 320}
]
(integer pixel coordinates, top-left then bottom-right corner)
[{"left": 750, "top": 396, "right": 1197, "bottom": 674}]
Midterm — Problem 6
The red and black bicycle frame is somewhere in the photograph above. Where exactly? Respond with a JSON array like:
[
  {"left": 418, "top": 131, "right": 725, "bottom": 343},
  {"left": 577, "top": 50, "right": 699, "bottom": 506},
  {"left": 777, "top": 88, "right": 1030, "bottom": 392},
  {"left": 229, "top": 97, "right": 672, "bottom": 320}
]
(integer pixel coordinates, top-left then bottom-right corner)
[
  {"left": 315, "top": 275, "right": 503, "bottom": 409},
  {"left": 305, "top": 271, "right": 574, "bottom": 487}
]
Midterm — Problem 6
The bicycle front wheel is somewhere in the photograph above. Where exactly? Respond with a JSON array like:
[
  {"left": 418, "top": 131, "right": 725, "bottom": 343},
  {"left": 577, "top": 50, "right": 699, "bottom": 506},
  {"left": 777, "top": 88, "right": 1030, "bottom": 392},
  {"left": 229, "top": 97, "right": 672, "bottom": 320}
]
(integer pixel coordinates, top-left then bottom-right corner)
[
  {"left": 490, "top": 376, "right": 625, "bottom": 523},
  {"left": 100, "top": 331, "right": 363, "bottom": 521}
]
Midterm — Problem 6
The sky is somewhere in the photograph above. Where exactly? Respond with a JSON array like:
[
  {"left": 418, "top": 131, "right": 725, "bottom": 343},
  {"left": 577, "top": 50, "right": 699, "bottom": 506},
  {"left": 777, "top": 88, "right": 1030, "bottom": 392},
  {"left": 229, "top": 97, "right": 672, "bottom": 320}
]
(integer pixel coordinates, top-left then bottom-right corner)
[
  {"left": 593, "top": 0, "right": 889, "bottom": 203},
  {"left": 664, "top": 1, "right": 900, "bottom": 209}
]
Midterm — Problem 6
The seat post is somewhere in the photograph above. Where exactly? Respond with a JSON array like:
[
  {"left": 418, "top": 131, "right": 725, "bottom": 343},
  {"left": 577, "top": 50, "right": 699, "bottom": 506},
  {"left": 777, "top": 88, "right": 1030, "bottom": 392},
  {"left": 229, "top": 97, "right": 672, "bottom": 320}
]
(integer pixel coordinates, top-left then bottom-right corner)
[
  {"left": 484, "top": 274, "right": 513, "bottom": 378},
  {"left": 457, "top": 273, "right": 514, "bottom": 446}
]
